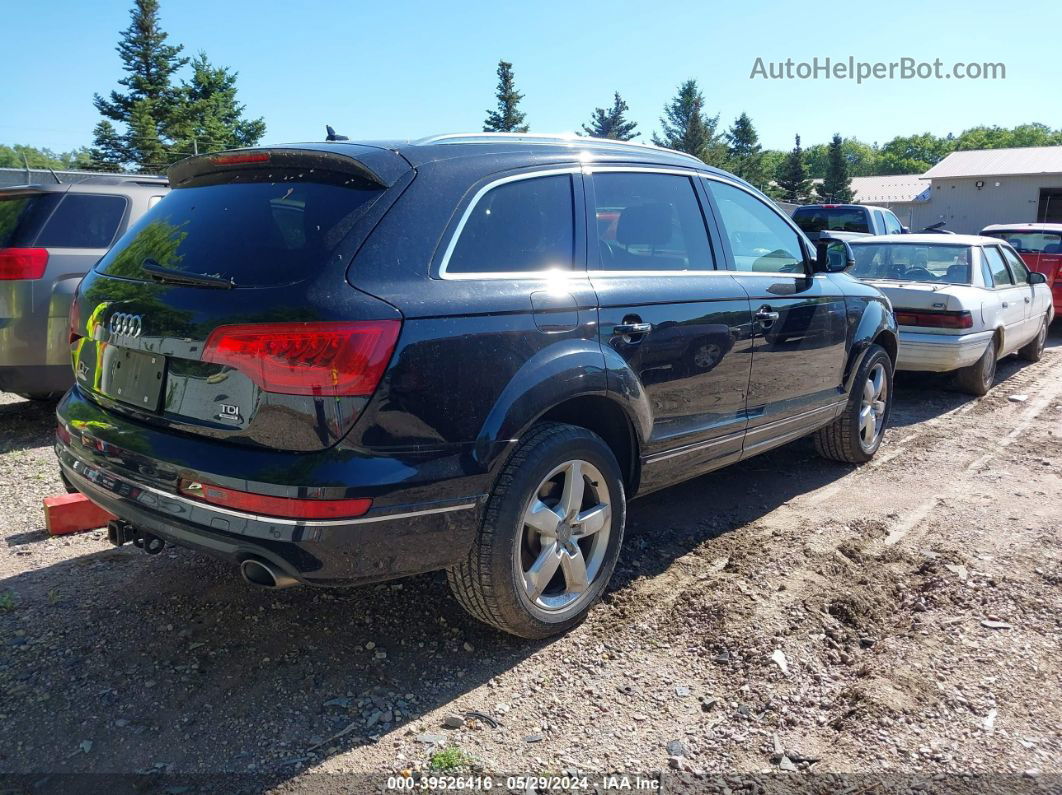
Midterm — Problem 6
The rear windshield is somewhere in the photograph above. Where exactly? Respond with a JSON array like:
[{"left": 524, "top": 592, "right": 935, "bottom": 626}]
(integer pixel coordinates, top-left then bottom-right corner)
[
  {"left": 850, "top": 243, "right": 974, "bottom": 284},
  {"left": 0, "top": 192, "right": 62, "bottom": 247},
  {"left": 792, "top": 207, "right": 870, "bottom": 235},
  {"left": 95, "top": 169, "right": 384, "bottom": 287},
  {"left": 982, "top": 230, "right": 1062, "bottom": 254}
]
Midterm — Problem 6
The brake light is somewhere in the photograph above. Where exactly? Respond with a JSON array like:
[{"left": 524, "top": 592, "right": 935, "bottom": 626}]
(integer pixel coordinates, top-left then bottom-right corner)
[
  {"left": 179, "top": 478, "right": 371, "bottom": 520},
  {"left": 201, "top": 320, "right": 401, "bottom": 397},
  {"left": 895, "top": 309, "right": 973, "bottom": 329},
  {"left": 210, "top": 152, "right": 270, "bottom": 165},
  {"left": 56, "top": 423, "right": 72, "bottom": 446},
  {"left": 0, "top": 247, "right": 48, "bottom": 280},
  {"left": 68, "top": 298, "right": 82, "bottom": 344}
]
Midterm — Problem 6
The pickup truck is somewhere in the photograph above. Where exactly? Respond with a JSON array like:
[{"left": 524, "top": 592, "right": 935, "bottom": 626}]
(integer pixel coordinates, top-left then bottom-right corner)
[{"left": 792, "top": 203, "right": 908, "bottom": 241}]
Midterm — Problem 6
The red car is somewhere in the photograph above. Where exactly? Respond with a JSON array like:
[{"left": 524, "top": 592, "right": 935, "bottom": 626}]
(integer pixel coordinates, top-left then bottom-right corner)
[{"left": 981, "top": 223, "right": 1062, "bottom": 316}]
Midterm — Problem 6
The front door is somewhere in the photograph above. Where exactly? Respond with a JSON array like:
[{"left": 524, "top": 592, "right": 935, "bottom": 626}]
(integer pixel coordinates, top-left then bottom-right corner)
[
  {"left": 704, "top": 179, "right": 849, "bottom": 457},
  {"left": 983, "top": 245, "right": 1029, "bottom": 353},
  {"left": 1001, "top": 246, "right": 1047, "bottom": 342},
  {"left": 585, "top": 169, "right": 753, "bottom": 491}
]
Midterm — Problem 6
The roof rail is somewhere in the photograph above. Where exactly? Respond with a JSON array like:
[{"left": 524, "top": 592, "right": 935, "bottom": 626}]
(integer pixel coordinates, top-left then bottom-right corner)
[{"left": 414, "top": 132, "right": 704, "bottom": 165}]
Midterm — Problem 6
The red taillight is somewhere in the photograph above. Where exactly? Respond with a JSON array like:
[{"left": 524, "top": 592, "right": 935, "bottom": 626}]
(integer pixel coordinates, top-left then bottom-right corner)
[
  {"left": 210, "top": 152, "right": 270, "bottom": 165},
  {"left": 68, "top": 298, "right": 82, "bottom": 344},
  {"left": 895, "top": 309, "right": 973, "bottom": 329},
  {"left": 0, "top": 247, "right": 48, "bottom": 280},
  {"left": 56, "top": 423, "right": 72, "bottom": 446},
  {"left": 178, "top": 478, "right": 371, "bottom": 520},
  {"left": 202, "top": 320, "right": 400, "bottom": 397}
]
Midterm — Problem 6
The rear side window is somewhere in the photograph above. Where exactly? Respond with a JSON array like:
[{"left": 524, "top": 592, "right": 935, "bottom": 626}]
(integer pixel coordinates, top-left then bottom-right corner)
[
  {"left": 0, "top": 193, "right": 62, "bottom": 247},
  {"left": 36, "top": 194, "right": 126, "bottom": 248},
  {"left": 1002, "top": 247, "right": 1030, "bottom": 284},
  {"left": 96, "top": 169, "right": 384, "bottom": 287},
  {"left": 591, "top": 172, "right": 714, "bottom": 272},
  {"left": 709, "top": 181, "right": 805, "bottom": 273},
  {"left": 982, "top": 246, "right": 1013, "bottom": 287},
  {"left": 446, "top": 174, "right": 574, "bottom": 274}
]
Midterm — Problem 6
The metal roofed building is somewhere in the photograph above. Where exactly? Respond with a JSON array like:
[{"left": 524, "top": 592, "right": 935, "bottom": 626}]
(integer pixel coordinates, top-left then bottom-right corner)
[
  {"left": 911, "top": 145, "right": 1062, "bottom": 233},
  {"left": 849, "top": 174, "right": 930, "bottom": 228}
]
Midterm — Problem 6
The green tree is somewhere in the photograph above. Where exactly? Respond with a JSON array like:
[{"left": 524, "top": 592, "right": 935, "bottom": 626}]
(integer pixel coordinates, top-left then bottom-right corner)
[
  {"left": 805, "top": 137, "right": 879, "bottom": 178},
  {"left": 483, "top": 60, "right": 528, "bottom": 133},
  {"left": 168, "top": 52, "right": 266, "bottom": 154},
  {"left": 725, "top": 112, "right": 767, "bottom": 188},
  {"left": 0, "top": 144, "right": 93, "bottom": 170},
  {"left": 652, "top": 79, "right": 727, "bottom": 166},
  {"left": 582, "top": 92, "right": 638, "bottom": 141},
  {"left": 816, "top": 134, "right": 855, "bottom": 203},
  {"left": 775, "top": 134, "right": 812, "bottom": 204},
  {"left": 877, "top": 132, "right": 952, "bottom": 175}
]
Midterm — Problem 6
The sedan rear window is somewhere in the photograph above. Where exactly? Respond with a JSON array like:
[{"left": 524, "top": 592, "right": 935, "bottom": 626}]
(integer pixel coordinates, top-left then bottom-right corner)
[
  {"left": 96, "top": 169, "right": 384, "bottom": 287},
  {"left": 851, "top": 243, "right": 974, "bottom": 284},
  {"left": 792, "top": 207, "right": 870, "bottom": 235}
]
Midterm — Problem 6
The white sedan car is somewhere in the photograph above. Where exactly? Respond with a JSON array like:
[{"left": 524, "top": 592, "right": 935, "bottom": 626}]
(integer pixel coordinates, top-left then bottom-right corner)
[{"left": 847, "top": 234, "right": 1054, "bottom": 395}]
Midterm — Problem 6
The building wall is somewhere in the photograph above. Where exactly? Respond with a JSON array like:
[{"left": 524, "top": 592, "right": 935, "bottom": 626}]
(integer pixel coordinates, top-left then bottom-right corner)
[{"left": 911, "top": 174, "right": 1062, "bottom": 234}]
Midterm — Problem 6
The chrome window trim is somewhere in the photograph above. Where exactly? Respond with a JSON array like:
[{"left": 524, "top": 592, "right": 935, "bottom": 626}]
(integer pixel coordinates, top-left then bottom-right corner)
[{"left": 437, "top": 168, "right": 582, "bottom": 281}]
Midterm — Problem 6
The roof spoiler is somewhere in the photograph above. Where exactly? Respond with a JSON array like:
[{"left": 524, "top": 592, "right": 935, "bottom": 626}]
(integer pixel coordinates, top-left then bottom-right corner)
[{"left": 168, "top": 147, "right": 399, "bottom": 188}]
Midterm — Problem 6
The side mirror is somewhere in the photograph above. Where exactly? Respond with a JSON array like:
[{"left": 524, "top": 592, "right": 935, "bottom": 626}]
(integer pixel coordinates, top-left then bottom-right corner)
[
  {"left": 1028, "top": 271, "right": 1047, "bottom": 285},
  {"left": 900, "top": 226, "right": 910, "bottom": 234},
  {"left": 814, "top": 237, "right": 855, "bottom": 273}
]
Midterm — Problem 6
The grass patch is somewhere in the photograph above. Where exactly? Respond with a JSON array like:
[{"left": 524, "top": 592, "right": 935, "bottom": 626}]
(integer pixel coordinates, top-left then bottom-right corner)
[
  {"left": 0, "top": 592, "right": 15, "bottom": 611},
  {"left": 429, "top": 746, "right": 472, "bottom": 772}
]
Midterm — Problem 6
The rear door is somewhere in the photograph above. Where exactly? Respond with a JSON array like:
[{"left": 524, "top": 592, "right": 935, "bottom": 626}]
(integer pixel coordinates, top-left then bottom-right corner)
[
  {"left": 585, "top": 168, "right": 753, "bottom": 489},
  {"left": 982, "top": 245, "right": 1028, "bottom": 352},
  {"left": 1000, "top": 245, "right": 1045, "bottom": 338},
  {"left": 704, "top": 179, "right": 849, "bottom": 456}
]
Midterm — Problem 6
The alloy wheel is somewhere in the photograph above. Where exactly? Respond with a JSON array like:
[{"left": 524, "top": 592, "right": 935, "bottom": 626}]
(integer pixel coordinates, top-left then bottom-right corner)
[
  {"left": 859, "top": 362, "right": 888, "bottom": 452},
  {"left": 516, "top": 460, "right": 612, "bottom": 613}
]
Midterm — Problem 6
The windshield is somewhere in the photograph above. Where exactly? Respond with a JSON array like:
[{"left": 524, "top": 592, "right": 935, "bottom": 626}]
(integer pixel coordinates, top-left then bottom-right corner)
[
  {"left": 850, "top": 243, "right": 974, "bottom": 284},
  {"left": 792, "top": 207, "right": 869, "bottom": 234},
  {"left": 95, "top": 168, "right": 384, "bottom": 288},
  {"left": 982, "top": 230, "right": 1062, "bottom": 255}
]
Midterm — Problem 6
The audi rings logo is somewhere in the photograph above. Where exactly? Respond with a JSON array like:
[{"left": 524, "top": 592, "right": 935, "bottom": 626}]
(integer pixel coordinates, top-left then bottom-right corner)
[{"left": 109, "top": 312, "right": 143, "bottom": 338}]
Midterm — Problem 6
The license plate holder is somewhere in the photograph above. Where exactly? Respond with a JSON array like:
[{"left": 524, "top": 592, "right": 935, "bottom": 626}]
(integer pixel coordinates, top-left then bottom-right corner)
[{"left": 104, "top": 348, "right": 166, "bottom": 411}]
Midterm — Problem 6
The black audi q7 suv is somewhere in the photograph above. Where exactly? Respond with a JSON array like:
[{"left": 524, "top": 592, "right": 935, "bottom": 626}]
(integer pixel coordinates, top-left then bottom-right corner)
[{"left": 56, "top": 133, "right": 897, "bottom": 638}]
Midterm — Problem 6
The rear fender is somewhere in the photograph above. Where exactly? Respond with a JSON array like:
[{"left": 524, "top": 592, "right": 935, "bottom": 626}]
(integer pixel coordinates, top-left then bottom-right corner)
[{"left": 843, "top": 298, "right": 897, "bottom": 393}]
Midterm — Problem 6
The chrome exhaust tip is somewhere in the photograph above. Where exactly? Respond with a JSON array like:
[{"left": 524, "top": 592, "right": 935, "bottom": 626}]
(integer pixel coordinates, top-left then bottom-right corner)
[{"left": 240, "top": 559, "right": 298, "bottom": 590}]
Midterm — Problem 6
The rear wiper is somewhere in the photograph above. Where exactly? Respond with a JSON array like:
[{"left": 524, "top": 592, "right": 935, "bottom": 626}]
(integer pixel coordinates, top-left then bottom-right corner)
[{"left": 141, "top": 259, "right": 236, "bottom": 290}]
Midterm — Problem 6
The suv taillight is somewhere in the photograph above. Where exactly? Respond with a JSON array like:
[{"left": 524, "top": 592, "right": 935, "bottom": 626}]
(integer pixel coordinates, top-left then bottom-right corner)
[
  {"left": 201, "top": 320, "right": 401, "bottom": 397},
  {"left": 0, "top": 247, "right": 48, "bottom": 280},
  {"left": 895, "top": 309, "right": 973, "bottom": 329},
  {"left": 179, "top": 478, "right": 371, "bottom": 519}
]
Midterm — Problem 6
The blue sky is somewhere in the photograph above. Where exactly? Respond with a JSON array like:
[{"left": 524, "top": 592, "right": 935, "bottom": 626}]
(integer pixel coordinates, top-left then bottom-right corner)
[{"left": 3, "top": 0, "right": 1060, "bottom": 155}]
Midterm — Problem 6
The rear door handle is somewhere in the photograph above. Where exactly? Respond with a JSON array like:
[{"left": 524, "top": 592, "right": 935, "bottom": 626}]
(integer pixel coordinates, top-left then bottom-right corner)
[
  {"left": 755, "top": 307, "right": 780, "bottom": 322},
  {"left": 1001, "top": 302, "right": 1008, "bottom": 308},
  {"left": 613, "top": 322, "right": 652, "bottom": 336}
]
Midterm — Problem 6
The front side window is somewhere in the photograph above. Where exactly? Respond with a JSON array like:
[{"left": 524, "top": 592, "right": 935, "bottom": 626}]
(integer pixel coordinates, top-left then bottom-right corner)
[
  {"left": 591, "top": 172, "right": 713, "bottom": 272},
  {"left": 446, "top": 174, "right": 574, "bottom": 274},
  {"left": 1002, "top": 247, "right": 1030, "bottom": 284},
  {"left": 982, "top": 246, "right": 1013, "bottom": 287},
  {"left": 882, "top": 211, "right": 904, "bottom": 235},
  {"left": 36, "top": 194, "right": 126, "bottom": 248},
  {"left": 709, "top": 181, "right": 805, "bottom": 273}
]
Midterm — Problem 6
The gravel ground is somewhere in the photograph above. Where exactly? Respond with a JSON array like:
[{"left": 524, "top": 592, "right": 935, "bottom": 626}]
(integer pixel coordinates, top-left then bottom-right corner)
[{"left": 1, "top": 328, "right": 1060, "bottom": 794}]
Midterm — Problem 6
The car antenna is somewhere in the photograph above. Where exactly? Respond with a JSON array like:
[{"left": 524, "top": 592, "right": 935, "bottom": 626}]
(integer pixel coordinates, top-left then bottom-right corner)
[
  {"left": 325, "top": 125, "right": 349, "bottom": 142},
  {"left": 48, "top": 168, "right": 62, "bottom": 184}
]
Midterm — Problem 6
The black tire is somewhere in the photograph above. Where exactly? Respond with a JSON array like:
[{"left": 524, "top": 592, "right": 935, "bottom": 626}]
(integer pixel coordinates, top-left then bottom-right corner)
[
  {"left": 815, "top": 344, "right": 893, "bottom": 464},
  {"left": 447, "top": 422, "right": 626, "bottom": 639},
  {"left": 955, "top": 337, "right": 998, "bottom": 396},
  {"left": 1018, "top": 316, "right": 1048, "bottom": 362}
]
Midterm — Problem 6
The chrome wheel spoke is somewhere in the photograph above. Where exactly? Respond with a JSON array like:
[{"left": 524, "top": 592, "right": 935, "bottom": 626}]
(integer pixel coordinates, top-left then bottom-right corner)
[
  {"left": 859, "top": 404, "right": 875, "bottom": 440},
  {"left": 525, "top": 499, "right": 562, "bottom": 537},
  {"left": 574, "top": 504, "right": 609, "bottom": 537},
  {"left": 524, "top": 541, "right": 562, "bottom": 601},
  {"left": 558, "top": 460, "right": 585, "bottom": 519},
  {"left": 560, "top": 547, "right": 589, "bottom": 593}
]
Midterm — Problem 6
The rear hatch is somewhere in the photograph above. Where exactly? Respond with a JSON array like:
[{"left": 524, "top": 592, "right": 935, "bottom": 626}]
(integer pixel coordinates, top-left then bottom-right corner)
[
  {"left": 69, "top": 146, "right": 412, "bottom": 452},
  {"left": 0, "top": 188, "right": 63, "bottom": 280}
]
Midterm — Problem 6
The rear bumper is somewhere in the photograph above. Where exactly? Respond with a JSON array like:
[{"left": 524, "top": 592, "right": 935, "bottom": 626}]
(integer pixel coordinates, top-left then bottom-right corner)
[
  {"left": 55, "top": 388, "right": 489, "bottom": 585},
  {"left": 895, "top": 329, "right": 993, "bottom": 372},
  {"left": 0, "top": 364, "right": 73, "bottom": 395}
]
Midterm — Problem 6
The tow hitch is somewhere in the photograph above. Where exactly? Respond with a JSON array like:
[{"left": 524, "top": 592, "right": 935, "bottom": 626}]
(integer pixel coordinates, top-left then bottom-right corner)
[{"left": 107, "top": 520, "right": 166, "bottom": 554}]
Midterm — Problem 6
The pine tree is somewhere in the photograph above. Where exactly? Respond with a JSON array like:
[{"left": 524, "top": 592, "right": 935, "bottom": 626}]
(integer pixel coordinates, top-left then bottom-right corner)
[
  {"left": 582, "top": 92, "right": 638, "bottom": 141},
  {"left": 652, "top": 80, "right": 726, "bottom": 166},
  {"left": 776, "top": 134, "right": 812, "bottom": 204},
  {"left": 168, "top": 53, "right": 267, "bottom": 154},
  {"left": 483, "top": 60, "right": 528, "bottom": 133},
  {"left": 816, "top": 133, "right": 855, "bottom": 203},
  {"left": 88, "top": 121, "right": 127, "bottom": 171},
  {"left": 725, "top": 112, "right": 766, "bottom": 188}
]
